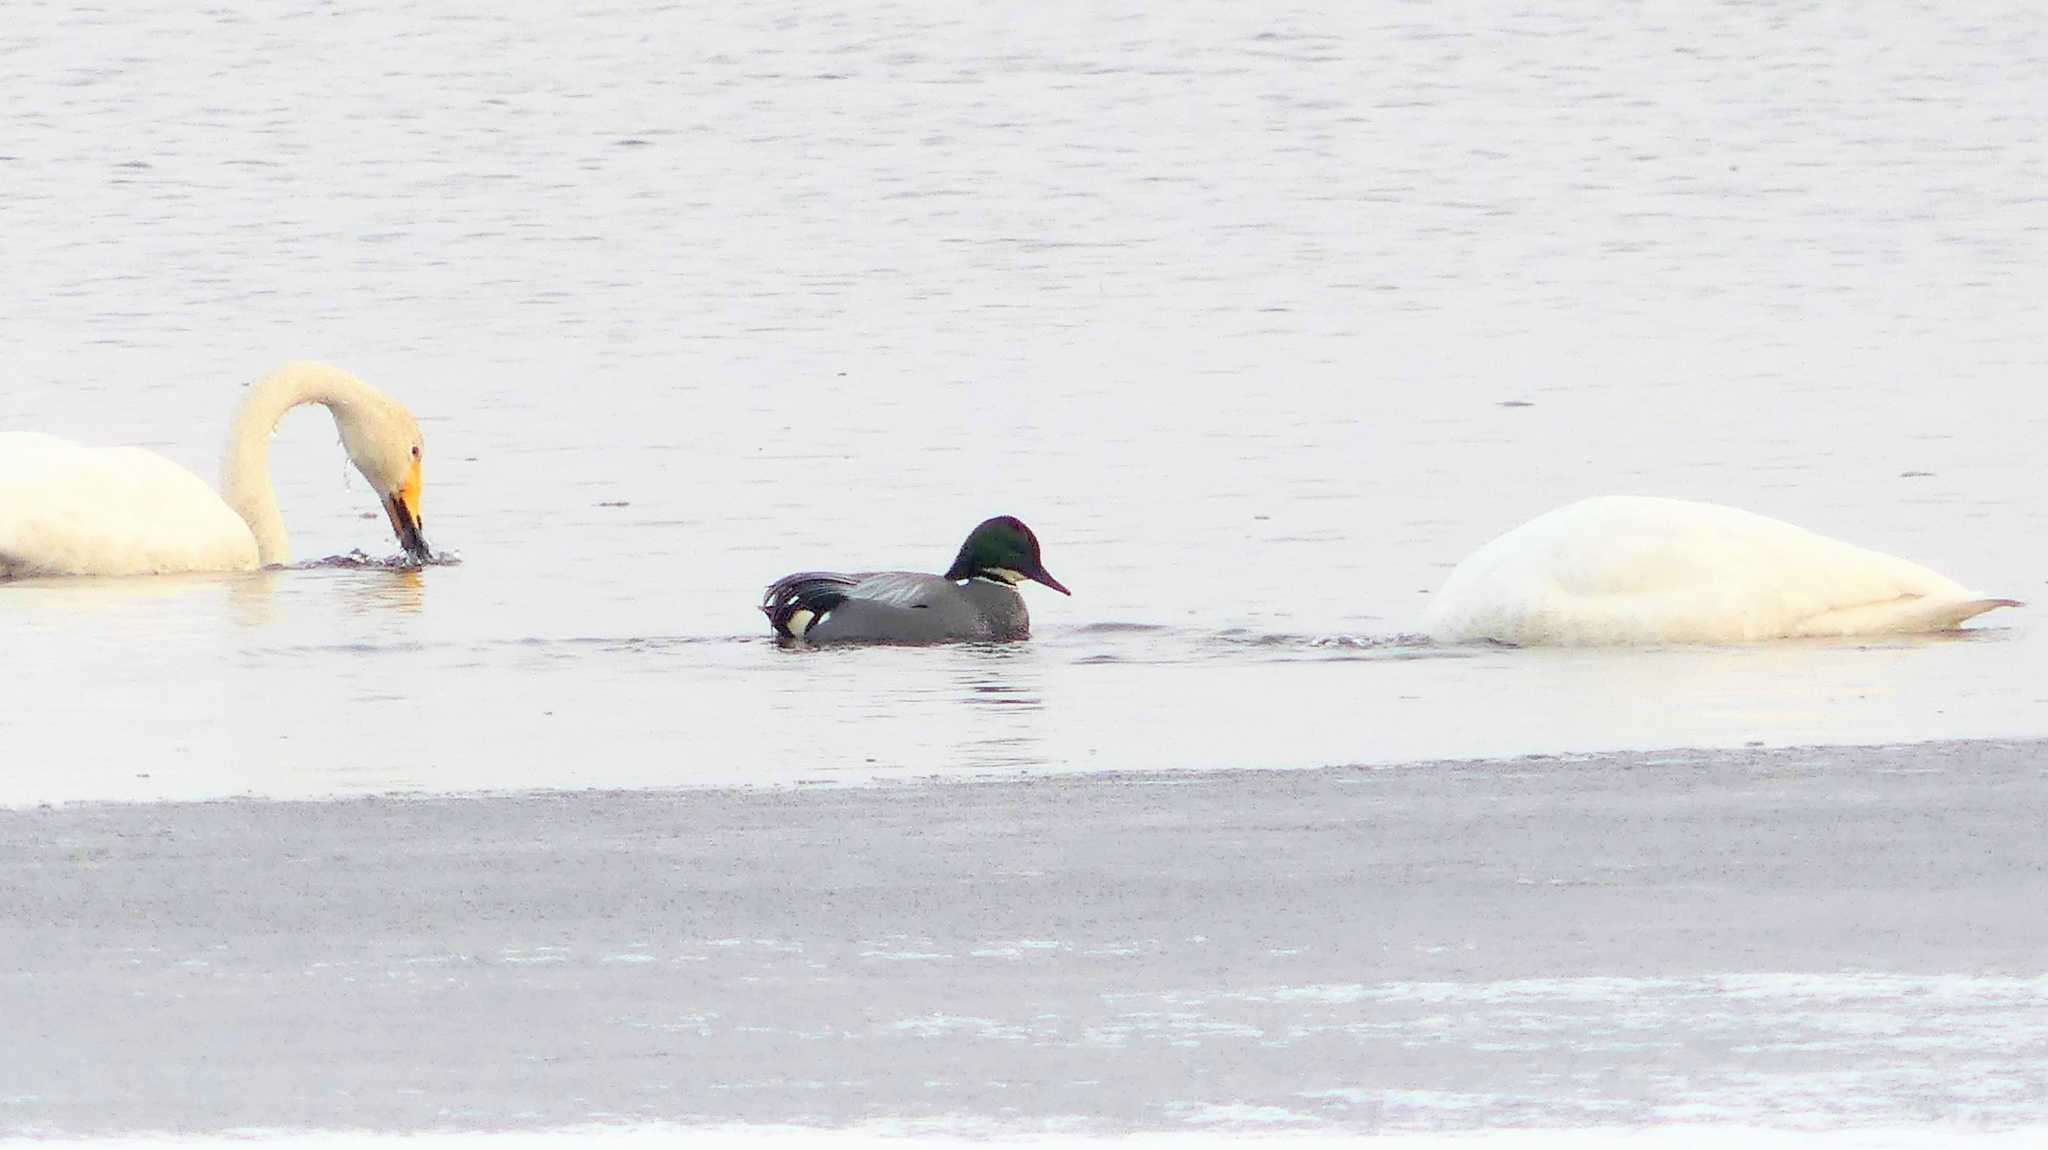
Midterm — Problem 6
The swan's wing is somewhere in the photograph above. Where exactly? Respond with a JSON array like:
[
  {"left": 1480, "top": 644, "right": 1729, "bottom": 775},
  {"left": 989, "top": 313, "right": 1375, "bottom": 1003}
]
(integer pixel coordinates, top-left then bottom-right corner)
[
  {"left": 761, "top": 570, "right": 982, "bottom": 643},
  {"left": 1791, "top": 594, "right": 2021, "bottom": 637},
  {"left": 0, "top": 431, "right": 257, "bottom": 577},
  {"left": 1425, "top": 495, "right": 2010, "bottom": 644},
  {"left": 1545, "top": 496, "right": 1964, "bottom": 594}
]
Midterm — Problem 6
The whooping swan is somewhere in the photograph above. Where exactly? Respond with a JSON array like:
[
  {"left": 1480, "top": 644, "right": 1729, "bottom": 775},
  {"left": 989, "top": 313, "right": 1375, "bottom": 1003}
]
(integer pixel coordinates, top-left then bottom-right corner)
[
  {"left": 1423, "top": 495, "right": 2018, "bottom": 645},
  {"left": 0, "top": 361, "right": 429, "bottom": 578}
]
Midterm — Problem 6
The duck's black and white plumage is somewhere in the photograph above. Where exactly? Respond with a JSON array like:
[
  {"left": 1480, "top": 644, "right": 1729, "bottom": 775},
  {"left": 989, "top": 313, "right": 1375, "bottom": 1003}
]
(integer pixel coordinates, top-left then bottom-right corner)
[{"left": 762, "top": 516, "right": 1069, "bottom": 644}]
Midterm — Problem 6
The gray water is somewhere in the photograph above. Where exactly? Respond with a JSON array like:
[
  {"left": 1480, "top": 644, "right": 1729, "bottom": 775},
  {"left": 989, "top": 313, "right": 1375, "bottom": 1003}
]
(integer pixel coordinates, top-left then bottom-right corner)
[
  {"left": 5, "top": 0, "right": 2046, "bottom": 802},
  {"left": 3, "top": 0, "right": 2047, "bottom": 1138}
]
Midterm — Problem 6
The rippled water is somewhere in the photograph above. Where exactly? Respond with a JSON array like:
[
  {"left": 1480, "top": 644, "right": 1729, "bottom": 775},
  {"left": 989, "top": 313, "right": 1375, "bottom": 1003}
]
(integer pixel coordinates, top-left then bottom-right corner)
[{"left": 4, "top": 1, "right": 2045, "bottom": 804}]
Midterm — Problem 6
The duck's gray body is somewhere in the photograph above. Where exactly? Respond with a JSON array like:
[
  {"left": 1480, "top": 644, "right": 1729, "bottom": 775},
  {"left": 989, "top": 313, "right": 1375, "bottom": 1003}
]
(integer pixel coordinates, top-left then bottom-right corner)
[{"left": 763, "top": 570, "right": 1031, "bottom": 644}]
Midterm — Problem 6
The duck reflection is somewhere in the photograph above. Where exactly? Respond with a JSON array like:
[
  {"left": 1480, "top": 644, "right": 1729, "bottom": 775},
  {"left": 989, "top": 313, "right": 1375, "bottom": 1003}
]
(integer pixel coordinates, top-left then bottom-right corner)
[{"left": 949, "top": 644, "right": 1048, "bottom": 772}]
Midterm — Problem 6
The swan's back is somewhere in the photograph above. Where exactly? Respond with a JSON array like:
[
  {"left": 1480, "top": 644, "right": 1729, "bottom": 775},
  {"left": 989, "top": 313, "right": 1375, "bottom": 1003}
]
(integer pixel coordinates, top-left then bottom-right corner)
[
  {"left": 1422, "top": 496, "right": 2015, "bottom": 645},
  {"left": 0, "top": 431, "right": 258, "bottom": 577}
]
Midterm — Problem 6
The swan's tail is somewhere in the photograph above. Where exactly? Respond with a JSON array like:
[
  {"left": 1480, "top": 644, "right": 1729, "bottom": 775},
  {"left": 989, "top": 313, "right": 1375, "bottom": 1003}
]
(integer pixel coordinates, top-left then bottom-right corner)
[
  {"left": 1945, "top": 597, "right": 2026, "bottom": 623},
  {"left": 1794, "top": 594, "right": 2022, "bottom": 637}
]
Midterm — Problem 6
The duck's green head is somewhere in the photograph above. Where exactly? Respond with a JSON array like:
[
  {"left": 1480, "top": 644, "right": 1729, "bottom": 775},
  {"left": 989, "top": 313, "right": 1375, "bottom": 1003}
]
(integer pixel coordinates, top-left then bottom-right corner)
[{"left": 944, "top": 515, "right": 1070, "bottom": 595}]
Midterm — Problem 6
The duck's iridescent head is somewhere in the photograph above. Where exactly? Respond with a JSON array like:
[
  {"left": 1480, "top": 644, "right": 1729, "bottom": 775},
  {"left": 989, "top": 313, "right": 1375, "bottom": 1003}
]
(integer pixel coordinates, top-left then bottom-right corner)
[{"left": 944, "top": 515, "right": 1069, "bottom": 595}]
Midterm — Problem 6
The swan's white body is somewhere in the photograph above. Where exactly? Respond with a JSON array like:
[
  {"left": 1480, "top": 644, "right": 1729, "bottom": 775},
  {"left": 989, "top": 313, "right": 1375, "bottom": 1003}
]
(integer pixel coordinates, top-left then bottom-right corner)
[
  {"left": 1422, "top": 496, "right": 2018, "bottom": 646},
  {"left": 0, "top": 432, "right": 260, "bottom": 576},
  {"left": 0, "top": 362, "right": 426, "bottom": 578}
]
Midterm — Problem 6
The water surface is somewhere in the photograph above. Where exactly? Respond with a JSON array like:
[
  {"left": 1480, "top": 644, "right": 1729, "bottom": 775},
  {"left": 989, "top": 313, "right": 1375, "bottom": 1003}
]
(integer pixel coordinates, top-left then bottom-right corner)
[{"left": 4, "top": 1, "right": 2045, "bottom": 804}]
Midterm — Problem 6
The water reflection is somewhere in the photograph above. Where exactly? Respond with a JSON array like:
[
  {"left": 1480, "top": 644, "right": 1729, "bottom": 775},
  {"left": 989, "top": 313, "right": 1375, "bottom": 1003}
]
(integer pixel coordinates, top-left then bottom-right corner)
[
  {"left": 950, "top": 645, "right": 1047, "bottom": 773},
  {"left": 341, "top": 566, "right": 427, "bottom": 616},
  {"left": 227, "top": 565, "right": 427, "bottom": 627},
  {"left": 2, "top": 561, "right": 431, "bottom": 631},
  {"left": 222, "top": 569, "right": 280, "bottom": 628},
  {"left": 2, "top": 571, "right": 232, "bottom": 616}
]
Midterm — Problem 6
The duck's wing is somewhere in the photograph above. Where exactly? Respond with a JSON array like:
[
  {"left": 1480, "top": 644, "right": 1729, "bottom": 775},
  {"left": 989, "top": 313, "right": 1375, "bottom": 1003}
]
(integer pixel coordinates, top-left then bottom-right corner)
[
  {"left": 760, "top": 570, "right": 982, "bottom": 643},
  {"left": 761, "top": 570, "right": 863, "bottom": 638}
]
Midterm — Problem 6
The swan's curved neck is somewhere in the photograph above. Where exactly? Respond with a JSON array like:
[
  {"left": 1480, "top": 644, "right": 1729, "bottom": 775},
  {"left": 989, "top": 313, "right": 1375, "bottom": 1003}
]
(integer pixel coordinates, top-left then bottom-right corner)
[{"left": 220, "top": 363, "right": 380, "bottom": 565}]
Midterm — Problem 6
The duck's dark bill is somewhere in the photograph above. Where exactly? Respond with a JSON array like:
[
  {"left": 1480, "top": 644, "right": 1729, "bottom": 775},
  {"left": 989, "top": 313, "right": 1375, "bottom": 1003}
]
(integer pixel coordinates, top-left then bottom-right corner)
[
  {"left": 1031, "top": 565, "right": 1071, "bottom": 596},
  {"left": 384, "top": 494, "right": 432, "bottom": 563}
]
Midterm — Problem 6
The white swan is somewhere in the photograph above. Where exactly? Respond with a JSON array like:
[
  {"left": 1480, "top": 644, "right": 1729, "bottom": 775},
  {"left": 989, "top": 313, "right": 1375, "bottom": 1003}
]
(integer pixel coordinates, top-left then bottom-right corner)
[
  {"left": 1422, "top": 495, "right": 2019, "bottom": 645},
  {"left": 0, "top": 361, "right": 428, "bottom": 578}
]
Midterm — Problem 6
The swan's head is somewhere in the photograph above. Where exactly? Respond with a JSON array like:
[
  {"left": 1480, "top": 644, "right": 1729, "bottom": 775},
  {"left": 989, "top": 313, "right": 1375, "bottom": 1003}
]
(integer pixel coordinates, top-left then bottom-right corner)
[
  {"left": 944, "top": 515, "right": 1070, "bottom": 595},
  {"left": 336, "top": 397, "right": 430, "bottom": 563}
]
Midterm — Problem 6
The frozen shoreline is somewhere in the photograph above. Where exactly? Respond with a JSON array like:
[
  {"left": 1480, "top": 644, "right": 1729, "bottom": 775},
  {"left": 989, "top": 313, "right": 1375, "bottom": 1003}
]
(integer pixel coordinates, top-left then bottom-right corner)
[
  {"left": 8, "top": 1126, "right": 2048, "bottom": 1149},
  {"left": 5, "top": 738, "right": 2047, "bottom": 1136}
]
